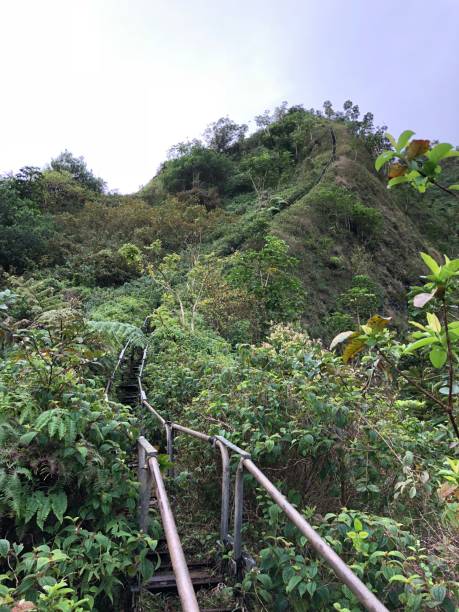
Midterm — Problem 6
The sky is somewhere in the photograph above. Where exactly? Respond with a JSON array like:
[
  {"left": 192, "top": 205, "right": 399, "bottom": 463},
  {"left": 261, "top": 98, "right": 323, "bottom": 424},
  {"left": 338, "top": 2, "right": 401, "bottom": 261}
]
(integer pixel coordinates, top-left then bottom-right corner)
[{"left": 1, "top": 0, "right": 458, "bottom": 193}]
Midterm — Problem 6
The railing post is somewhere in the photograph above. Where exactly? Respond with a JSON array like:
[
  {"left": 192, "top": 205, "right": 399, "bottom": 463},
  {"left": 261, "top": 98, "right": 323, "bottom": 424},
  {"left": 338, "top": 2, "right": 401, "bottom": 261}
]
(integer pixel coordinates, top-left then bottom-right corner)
[
  {"left": 215, "top": 440, "right": 230, "bottom": 545},
  {"left": 166, "top": 422, "right": 174, "bottom": 477},
  {"left": 138, "top": 438, "right": 155, "bottom": 532},
  {"left": 233, "top": 457, "right": 244, "bottom": 573}
]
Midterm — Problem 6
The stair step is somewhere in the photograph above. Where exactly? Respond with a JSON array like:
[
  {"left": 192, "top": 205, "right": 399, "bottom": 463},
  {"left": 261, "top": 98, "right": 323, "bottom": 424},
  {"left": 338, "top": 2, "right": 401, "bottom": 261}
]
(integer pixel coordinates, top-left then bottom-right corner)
[{"left": 142, "top": 568, "right": 222, "bottom": 592}]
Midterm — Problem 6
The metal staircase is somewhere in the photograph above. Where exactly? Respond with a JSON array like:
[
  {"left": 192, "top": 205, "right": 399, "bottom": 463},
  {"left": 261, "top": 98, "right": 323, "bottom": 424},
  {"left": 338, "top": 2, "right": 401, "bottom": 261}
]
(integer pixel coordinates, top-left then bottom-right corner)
[{"left": 107, "top": 340, "right": 389, "bottom": 612}]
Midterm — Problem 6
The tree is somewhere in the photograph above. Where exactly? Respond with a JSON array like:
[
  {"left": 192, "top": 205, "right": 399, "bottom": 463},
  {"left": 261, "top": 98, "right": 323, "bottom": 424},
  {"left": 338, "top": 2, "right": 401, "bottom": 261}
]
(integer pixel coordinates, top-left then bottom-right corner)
[
  {"left": 0, "top": 181, "right": 55, "bottom": 272},
  {"left": 160, "top": 145, "right": 232, "bottom": 194},
  {"left": 227, "top": 235, "right": 304, "bottom": 325},
  {"left": 203, "top": 117, "right": 248, "bottom": 153},
  {"left": 50, "top": 150, "right": 105, "bottom": 193}
]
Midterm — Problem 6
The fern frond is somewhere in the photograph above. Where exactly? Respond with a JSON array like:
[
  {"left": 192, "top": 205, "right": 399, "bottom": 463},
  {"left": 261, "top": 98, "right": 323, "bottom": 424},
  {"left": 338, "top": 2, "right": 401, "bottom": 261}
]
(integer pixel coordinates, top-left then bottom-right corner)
[{"left": 88, "top": 320, "right": 146, "bottom": 348}]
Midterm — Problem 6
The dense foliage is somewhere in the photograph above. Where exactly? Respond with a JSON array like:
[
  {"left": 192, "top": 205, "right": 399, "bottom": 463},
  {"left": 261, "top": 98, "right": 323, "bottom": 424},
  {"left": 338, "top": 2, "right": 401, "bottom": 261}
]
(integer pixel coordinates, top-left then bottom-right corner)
[{"left": 0, "top": 103, "right": 458, "bottom": 610}]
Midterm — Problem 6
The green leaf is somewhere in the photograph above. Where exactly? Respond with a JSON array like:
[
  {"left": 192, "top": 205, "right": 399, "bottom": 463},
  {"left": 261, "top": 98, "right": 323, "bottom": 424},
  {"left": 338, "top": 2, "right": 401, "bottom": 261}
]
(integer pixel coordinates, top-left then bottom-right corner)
[
  {"left": 0, "top": 540, "right": 10, "bottom": 557},
  {"left": 36, "top": 556, "right": 50, "bottom": 571},
  {"left": 375, "top": 150, "right": 395, "bottom": 171},
  {"left": 429, "top": 346, "right": 447, "bottom": 368},
  {"left": 397, "top": 130, "right": 415, "bottom": 150},
  {"left": 19, "top": 431, "right": 38, "bottom": 445},
  {"left": 385, "top": 133, "right": 397, "bottom": 148},
  {"left": 36, "top": 496, "right": 51, "bottom": 530},
  {"left": 389, "top": 574, "right": 409, "bottom": 583},
  {"left": 420, "top": 252, "right": 440, "bottom": 276},
  {"left": 428, "top": 143, "right": 453, "bottom": 164},
  {"left": 286, "top": 575, "right": 303, "bottom": 593},
  {"left": 257, "top": 573, "right": 273, "bottom": 588},
  {"left": 51, "top": 491, "right": 67, "bottom": 523},
  {"left": 430, "top": 585, "right": 447, "bottom": 604},
  {"left": 448, "top": 184, "right": 459, "bottom": 190},
  {"left": 306, "top": 582, "right": 317, "bottom": 597},
  {"left": 354, "top": 518, "right": 363, "bottom": 531},
  {"left": 404, "top": 337, "right": 437, "bottom": 353},
  {"left": 387, "top": 175, "right": 410, "bottom": 188}
]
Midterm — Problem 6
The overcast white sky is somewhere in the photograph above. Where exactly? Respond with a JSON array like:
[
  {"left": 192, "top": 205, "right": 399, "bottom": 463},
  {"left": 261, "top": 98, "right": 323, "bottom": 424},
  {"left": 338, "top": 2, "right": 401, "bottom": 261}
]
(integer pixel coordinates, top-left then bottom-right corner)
[{"left": 1, "top": 0, "right": 458, "bottom": 193}]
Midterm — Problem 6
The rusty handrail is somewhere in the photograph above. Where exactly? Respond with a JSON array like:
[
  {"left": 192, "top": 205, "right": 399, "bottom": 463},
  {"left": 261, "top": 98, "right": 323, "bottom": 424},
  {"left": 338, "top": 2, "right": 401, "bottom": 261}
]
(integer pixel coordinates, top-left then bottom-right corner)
[
  {"left": 137, "top": 437, "right": 199, "bottom": 612},
  {"left": 110, "top": 342, "right": 389, "bottom": 611}
]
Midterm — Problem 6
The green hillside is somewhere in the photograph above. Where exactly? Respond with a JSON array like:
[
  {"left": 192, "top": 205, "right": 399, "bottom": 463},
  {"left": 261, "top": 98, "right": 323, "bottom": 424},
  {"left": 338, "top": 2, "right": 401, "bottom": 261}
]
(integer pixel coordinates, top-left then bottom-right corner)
[{"left": 1, "top": 101, "right": 458, "bottom": 610}]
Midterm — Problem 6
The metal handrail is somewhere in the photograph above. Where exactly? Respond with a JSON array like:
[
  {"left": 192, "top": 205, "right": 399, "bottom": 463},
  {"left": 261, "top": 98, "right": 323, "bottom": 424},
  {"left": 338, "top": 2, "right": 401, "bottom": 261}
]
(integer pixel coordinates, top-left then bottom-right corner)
[
  {"left": 111, "top": 341, "right": 389, "bottom": 612},
  {"left": 138, "top": 437, "right": 199, "bottom": 612}
]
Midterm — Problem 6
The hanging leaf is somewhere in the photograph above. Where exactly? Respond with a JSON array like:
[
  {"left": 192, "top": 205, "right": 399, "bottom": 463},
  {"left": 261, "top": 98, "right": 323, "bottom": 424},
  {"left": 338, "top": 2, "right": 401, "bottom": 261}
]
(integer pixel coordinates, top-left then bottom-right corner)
[
  {"left": 426, "top": 313, "right": 442, "bottom": 333},
  {"left": 366, "top": 315, "right": 391, "bottom": 331},
  {"left": 406, "top": 139, "right": 430, "bottom": 160},
  {"left": 330, "top": 330, "right": 355, "bottom": 351},
  {"left": 343, "top": 335, "right": 366, "bottom": 364},
  {"left": 413, "top": 291, "right": 436, "bottom": 308},
  {"left": 388, "top": 163, "right": 407, "bottom": 178}
]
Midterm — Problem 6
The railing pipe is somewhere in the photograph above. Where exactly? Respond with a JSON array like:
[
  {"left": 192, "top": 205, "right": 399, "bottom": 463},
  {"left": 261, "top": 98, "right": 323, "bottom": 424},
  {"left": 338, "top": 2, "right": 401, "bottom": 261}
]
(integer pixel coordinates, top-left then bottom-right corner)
[
  {"left": 172, "top": 423, "right": 211, "bottom": 442},
  {"left": 138, "top": 436, "right": 155, "bottom": 531},
  {"left": 166, "top": 421, "right": 174, "bottom": 476},
  {"left": 242, "top": 458, "right": 388, "bottom": 612},
  {"left": 104, "top": 339, "right": 131, "bottom": 399},
  {"left": 214, "top": 435, "right": 250, "bottom": 458},
  {"left": 148, "top": 454, "right": 200, "bottom": 612},
  {"left": 142, "top": 399, "right": 166, "bottom": 425},
  {"left": 233, "top": 458, "right": 245, "bottom": 568},
  {"left": 215, "top": 440, "right": 230, "bottom": 544}
]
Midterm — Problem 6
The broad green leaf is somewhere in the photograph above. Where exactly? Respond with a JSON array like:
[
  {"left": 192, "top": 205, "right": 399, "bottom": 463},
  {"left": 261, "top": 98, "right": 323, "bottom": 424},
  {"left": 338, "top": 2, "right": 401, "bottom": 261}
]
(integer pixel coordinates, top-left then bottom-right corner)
[
  {"left": 306, "top": 582, "right": 317, "bottom": 596},
  {"left": 429, "top": 346, "right": 447, "bottom": 368},
  {"left": 387, "top": 175, "right": 410, "bottom": 188},
  {"left": 449, "top": 184, "right": 459, "bottom": 190},
  {"left": 286, "top": 575, "right": 303, "bottom": 593},
  {"left": 397, "top": 130, "right": 415, "bottom": 150},
  {"left": 385, "top": 132, "right": 397, "bottom": 148},
  {"left": 257, "top": 573, "right": 273, "bottom": 588},
  {"left": 404, "top": 337, "right": 437, "bottom": 353},
  {"left": 420, "top": 252, "right": 440, "bottom": 276},
  {"left": 36, "top": 556, "right": 50, "bottom": 571},
  {"left": 354, "top": 518, "right": 363, "bottom": 531},
  {"left": 430, "top": 585, "right": 447, "bottom": 604},
  {"left": 375, "top": 150, "right": 395, "bottom": 171},
  {"left": 427, "top": 143, "right": 453, "bottom": 164},
  {"left": 19, "top": 431, "right": 38, "bottom": 445}
]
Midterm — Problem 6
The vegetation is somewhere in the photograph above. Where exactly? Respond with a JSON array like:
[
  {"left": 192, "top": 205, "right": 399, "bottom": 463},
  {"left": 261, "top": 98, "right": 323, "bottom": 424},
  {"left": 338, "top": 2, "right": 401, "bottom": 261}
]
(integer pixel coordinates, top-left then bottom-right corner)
[{"left": 0, "top": 105, "right": 458, "bottom": 610}]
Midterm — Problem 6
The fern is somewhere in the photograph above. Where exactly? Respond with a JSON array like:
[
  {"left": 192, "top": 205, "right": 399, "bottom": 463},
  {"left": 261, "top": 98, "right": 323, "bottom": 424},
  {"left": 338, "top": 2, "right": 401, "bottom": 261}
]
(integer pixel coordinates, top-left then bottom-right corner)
[
  {"left": 88, "top": 320, "right": 147, "bottom": 348},
  {"left": 35, "top": 409, "right": 70, "bottom": 441}
]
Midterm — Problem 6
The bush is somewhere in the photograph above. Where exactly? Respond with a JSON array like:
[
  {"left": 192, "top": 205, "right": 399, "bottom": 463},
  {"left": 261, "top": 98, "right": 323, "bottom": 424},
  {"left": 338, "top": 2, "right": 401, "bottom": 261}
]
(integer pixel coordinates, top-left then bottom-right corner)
[{"left": 311, "top": 185, "right": 382, "bottom": 238}]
